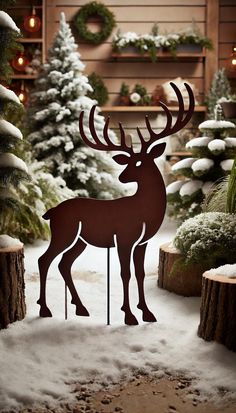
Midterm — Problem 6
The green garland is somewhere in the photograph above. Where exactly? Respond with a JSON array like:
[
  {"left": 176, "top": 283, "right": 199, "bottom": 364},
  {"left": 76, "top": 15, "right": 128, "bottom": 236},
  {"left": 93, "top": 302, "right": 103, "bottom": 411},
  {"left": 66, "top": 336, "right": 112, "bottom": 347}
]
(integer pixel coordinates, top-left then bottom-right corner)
[{"left": 74, "top": 2, "right": 116, "bottom": 44}]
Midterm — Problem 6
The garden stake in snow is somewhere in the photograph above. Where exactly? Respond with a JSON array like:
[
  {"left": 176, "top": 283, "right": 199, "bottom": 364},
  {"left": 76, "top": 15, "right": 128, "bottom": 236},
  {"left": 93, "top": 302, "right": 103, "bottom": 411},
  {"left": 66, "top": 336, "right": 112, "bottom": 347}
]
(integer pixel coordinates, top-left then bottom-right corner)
[{"left": 37, "top": 82, "right": 194, "bottom": 325}]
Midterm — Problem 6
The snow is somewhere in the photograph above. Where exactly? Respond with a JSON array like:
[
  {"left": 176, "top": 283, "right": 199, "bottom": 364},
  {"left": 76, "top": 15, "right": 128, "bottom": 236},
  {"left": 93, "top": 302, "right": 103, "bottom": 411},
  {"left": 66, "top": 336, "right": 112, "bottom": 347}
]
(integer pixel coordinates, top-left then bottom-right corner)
[
  {"left": 166, "top": 180, "right": 185, "bottom": 194},
  {"left": 225, "top": 137, "right": 236, "bottom": 148},
  {"left": 191, "top": 158, "right": 214, "bottom": 173},
  {"left": 0, "top": 153, "right": 28, "bottom": 172},
  {"left": 0, "top": 10, "right": 20, "bottom": 32},
  {"left": 202, "top": 181, "right": 214, "bottom": 195},
  {"left": 208, "top": 139, "right": 226, "bottom": 152},
  {"left": 208, "top": 264, "right": 236, "bottom": 279},
  {"left": 220, "top": 159, "right": 234, "bottom": 171},
  {"left": 0, "top": 234, "right": 23, "bottom": 248},
  {"left": 186, "top": 136, "right": 212, "bottom": 149},
  {"left": 0, "top": 220, "right": 236, "bottom": 411},
  {"left": 171, "top": 157, "right": 196, "bottom": 172},
  {"left": 179, "top": 180, "right": 202, "bottom": 197},
  {"left": 0, "top": 85, "right": 21, "bottom": 105},
  {"left": 199, "top": 119, "right": 235, "bottom": 131},
  {"left": 0, "top": 119, "right": 23, "bottom": 140}
]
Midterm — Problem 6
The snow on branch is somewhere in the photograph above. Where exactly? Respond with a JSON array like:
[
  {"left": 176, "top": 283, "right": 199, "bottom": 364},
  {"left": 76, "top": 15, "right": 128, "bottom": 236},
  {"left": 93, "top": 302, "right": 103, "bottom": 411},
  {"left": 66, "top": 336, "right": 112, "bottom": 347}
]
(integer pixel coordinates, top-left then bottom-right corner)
[
  {"left": 0, "top": 153, "right": 28, "bottom": 173},
  {"left": 0, "top": 11, "right": 20, "bottom": 33},
  {"left": 0, "top": 119, "right": 23, "bottom": 140},
  {"left": 0, "top": 85, "right": 21, "bottom": 105}
]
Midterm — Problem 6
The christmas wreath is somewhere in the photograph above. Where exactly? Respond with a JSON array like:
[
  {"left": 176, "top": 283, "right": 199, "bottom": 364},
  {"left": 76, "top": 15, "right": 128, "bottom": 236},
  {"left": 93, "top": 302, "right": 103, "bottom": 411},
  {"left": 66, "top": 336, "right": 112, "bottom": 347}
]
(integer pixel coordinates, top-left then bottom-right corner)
[{"left": 73, "top": 2, "right": 116, "bottom": 44}]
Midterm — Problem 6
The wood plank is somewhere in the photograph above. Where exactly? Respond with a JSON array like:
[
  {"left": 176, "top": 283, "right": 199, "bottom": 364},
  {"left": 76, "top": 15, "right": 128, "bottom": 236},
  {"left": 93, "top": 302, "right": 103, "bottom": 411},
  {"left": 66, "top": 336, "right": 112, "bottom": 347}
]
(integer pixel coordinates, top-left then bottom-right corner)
[
  {"left": 84, "top": 61, "right": 204, "bottom": 78},
  {"left": 205, "top": 0, "right": 219, "bottom": 92},
  {"left": 101, "top": 105, "right": 207, "bottom": 112},
  {"left": 54, "top": 6, "right": 205, "bottom": 21},
  {"left": 105, "top": 93, "right": 204, "bottom": 105},
  {"left": 54, "top": 0, "right": 206, "bottom": 6},
  {"left": 219, "top": 43, "right": 235, "bottom": 59},
  {"left": 220, "top": 6, "right": 236, "bottom": 21},
  {"left": 219, "top": 23, "right": 236, "bottom": 42}
]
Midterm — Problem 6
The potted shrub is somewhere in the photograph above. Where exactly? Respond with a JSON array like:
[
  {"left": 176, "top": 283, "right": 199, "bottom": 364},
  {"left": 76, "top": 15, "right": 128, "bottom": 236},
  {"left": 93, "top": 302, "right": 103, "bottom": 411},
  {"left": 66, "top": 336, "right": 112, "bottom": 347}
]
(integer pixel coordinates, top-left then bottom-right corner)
[
  {"left": 119, "top": 82, "right": 130, "bottom": 106},
  {"left": 219, "top": 95, "right": 236, "bottom": 119}
]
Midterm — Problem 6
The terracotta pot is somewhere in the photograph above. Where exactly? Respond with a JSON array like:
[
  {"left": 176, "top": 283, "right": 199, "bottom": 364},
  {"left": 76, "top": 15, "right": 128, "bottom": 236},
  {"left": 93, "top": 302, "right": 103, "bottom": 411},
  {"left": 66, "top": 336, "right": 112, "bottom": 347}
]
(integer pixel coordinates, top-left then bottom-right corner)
[
  {"left": 221, "top": 102, "right": 236, "bottom": 119},
  {"left": 119, "top": 95, "right": 130, "bottom": 106}
]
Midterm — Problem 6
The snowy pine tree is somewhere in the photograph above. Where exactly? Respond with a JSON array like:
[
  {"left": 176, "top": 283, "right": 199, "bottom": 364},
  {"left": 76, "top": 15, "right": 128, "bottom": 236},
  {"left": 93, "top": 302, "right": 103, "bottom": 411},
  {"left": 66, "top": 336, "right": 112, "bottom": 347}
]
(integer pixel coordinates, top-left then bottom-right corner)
[
  {"left": 28, "top": 13, "right": 122, "bottom": 199},
  {"left": 207, "top": 68, "right": 231, "bottom": 118},
  {"left": 167, "top": 106, "right": 236, "bottom": 222},
  {"left": 0, "top": 10, "right": 28, "bottom": 218}
]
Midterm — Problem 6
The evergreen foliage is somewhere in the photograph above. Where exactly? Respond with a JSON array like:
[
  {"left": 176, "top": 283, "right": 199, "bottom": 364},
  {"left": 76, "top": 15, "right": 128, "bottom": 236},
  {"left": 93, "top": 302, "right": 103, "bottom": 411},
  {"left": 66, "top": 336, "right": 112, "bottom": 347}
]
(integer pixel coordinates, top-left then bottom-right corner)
[
  {"left": 28, "top": 13, "right": 122, "bottom": 199},
  {"left": 166, "top": 108, "right": 236, "bottom": 223},
  {"left": 206, "top": 68, "right": 231, "bottom": 118},
  {"left": 0, "top": 9, "right": 28, "bottom": 224},
  {"left": 87, "top": 72, "right": 108, "bottom": 106}
]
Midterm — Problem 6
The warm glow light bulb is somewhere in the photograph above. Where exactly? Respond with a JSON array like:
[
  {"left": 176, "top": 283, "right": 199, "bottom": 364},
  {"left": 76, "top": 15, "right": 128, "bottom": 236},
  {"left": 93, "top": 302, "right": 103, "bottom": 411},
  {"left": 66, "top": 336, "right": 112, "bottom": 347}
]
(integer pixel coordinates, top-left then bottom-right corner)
[
  {"left": 29, "top": 17, "right": 36, "bottom": 28},
  {"left": 18, "top": 57, "right": 24, "bottom": 65},
  {"left": 19, "top": 93, "right": 25, "bottom": 102},
  {"left": 232, "top": 59, "right": 236, "bottom": 65}
]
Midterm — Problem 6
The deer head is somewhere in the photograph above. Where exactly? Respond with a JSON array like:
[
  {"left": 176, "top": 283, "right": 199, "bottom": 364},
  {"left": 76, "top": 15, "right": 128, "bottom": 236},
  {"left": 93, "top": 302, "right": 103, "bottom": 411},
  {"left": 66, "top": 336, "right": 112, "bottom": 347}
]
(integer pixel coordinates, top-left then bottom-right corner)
[{"left": 79, "top": 82, "right": 194, "bottom": 184}]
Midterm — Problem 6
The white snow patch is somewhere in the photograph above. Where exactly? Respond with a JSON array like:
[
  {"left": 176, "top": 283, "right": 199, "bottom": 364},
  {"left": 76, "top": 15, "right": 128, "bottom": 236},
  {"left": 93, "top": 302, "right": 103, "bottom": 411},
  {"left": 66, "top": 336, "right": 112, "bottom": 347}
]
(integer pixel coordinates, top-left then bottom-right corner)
[
  {"left": 0, "top": 234, "right": 23, "bottom": 249},
  {"left": 1, "top": 220, "right": 236, "bottom": 410},
  {"left": 225, "top": 137, "right": 236, "bottom": 148},
  {"left": 192, "top": 158, "right": 214, "bottom": 173},
  {"left": 0, "top": 119, "right": 22, "bottom": 140},
  {"left": 208, "top": 139, "right": 226, "bottom": 152},
  {"left": 0, "top": 153, "right": 28, "bottom": 172},
  {"left": 179, "top": 180, "right": 203, "bottom": 197},
  {"left": 220, "top": 159, "right": 234, "bottom": 171},
  {"left": 0, "top": 11, "right": 20, "bottom": 32},
  {"left": 208, "top": 264, "right": 236, "bottom": 279},
  {"left": 199, "top": 120, "right": 235, "bottom": 131},
  {"left": 166, "top": 180, "right": 185, "bottom": 195},
  {"left": 171, "top": 157, "right": 196, "bottom": 172},
  {"left": 186, "top": 136, "right": 212, "bottom": 149},
  {"left": 0, "top": 85, "right": 21, "bottom": 105},
  {"left": 202, "top": 181, "right": 214, "bottom": 195}
]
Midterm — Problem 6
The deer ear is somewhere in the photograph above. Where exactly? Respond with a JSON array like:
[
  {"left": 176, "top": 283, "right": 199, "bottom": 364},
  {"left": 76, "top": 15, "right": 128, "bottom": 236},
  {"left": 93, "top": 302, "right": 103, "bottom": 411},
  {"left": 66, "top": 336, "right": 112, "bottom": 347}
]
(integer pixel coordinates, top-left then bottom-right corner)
[
  {"left": 149, "top": 143, "right": 166, "bottom": 158},
  {"left": 113, "top": 154, "right": 130, "bottom": 165}
]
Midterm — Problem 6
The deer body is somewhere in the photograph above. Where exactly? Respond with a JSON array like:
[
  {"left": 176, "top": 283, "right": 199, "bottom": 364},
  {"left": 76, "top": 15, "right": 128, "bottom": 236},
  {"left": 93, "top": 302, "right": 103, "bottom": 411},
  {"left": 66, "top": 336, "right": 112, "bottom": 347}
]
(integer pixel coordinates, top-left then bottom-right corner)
[{"left": 38, "top": 82, "right": 194, "bottom": 325}]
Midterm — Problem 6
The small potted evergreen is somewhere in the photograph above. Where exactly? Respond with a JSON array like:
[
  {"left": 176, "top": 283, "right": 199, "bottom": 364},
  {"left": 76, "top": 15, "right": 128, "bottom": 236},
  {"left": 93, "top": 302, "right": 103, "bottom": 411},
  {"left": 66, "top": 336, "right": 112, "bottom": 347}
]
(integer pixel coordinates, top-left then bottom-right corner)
[{"left": 220, "top": 95, "right": 236, "bottom": 119}]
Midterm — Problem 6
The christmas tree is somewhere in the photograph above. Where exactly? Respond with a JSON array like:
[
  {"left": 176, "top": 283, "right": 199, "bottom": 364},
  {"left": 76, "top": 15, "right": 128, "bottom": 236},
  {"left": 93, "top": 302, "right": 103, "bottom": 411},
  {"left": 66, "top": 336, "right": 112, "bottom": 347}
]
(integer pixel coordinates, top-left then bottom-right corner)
[
  {"left": 167, "top": 106, "right": 236, "bottom": 222},
  {"left": 206, "top": 68, "right": 231, "bottom": 118},
  {"left": 0, "top": 9, "right": 28, "bottom": 219},
  {"left": 28, "top": 13, "right": 122, "bottom": 199}
]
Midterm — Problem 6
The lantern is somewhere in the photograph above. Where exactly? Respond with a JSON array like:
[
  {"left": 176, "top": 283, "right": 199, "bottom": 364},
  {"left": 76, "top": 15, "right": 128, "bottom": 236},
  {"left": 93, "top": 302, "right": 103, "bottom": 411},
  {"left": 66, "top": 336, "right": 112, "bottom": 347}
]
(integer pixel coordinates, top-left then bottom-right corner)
[
  {"left": 17, "top": 82, "right": 28, "bottom": 105},
  {"left": 24, "top": 6, "right": 41, "bottom": 33},
  {"left": 11, "top": 52, "right": 29, "bottom": 72},
  {"left": 227, "top": 46, "right": 236, "bottom": 78}
]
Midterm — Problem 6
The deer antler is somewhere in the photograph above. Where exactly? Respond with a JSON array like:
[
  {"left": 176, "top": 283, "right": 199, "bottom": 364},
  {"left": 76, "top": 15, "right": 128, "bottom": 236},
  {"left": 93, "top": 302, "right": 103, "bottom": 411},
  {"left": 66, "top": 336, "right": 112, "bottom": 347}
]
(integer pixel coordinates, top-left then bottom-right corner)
[
  {"left": 79, "top": 106, "right": 133, "bottom": 154},
  {"left": 138, "top": 82, "right": 195, "bottom": 153},
  {"left": 79, "top": 83, "right": 194, "bottom": 155}
]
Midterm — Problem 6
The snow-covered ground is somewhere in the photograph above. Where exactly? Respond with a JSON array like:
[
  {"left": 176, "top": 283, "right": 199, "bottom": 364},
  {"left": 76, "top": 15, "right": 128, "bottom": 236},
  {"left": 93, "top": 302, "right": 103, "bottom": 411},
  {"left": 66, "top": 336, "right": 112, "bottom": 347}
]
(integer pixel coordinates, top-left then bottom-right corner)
[{"left": 1, "top": 218, "right": 236, "bottom": 411}]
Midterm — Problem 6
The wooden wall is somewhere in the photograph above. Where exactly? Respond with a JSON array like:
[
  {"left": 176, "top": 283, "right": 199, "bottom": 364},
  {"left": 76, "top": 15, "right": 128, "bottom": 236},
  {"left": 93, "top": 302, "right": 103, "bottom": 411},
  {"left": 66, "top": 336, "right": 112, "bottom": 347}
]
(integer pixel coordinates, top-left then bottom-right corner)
[{"left": 219, "top": 0, "right": 236, "bottom": 72}]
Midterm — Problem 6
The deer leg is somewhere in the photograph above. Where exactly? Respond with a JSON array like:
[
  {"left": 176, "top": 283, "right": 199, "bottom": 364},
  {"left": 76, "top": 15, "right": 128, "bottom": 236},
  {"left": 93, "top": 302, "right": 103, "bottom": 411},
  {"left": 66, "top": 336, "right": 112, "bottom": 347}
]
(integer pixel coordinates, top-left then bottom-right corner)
[
  {"left": 38, "top": 220, "right": 79, "bottom": 317},
  {"left": 133, "top": 244, "right": 157, "bottom": 323},
  {"left": 117, "top": 243, "right": 138, "bottom": 325},
  {"left": 58, "top": 238, "right": 89, "bottom": 317}
]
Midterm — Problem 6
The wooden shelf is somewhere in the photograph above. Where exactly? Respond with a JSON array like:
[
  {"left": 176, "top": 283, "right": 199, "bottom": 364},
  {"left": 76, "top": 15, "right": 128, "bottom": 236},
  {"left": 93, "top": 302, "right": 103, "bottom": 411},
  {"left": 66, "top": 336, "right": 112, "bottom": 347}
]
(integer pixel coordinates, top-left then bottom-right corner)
[
  {"left": 101, "top": 106, "right": 207, "bottom": 113},
  {"left": 10, "top": 74, "right": 38, "bottom": 80},
  {"left": 17, "top": 38, "right": 43, "bottom": 43},
  {"left": 169, "top": 151, "right": 192, "bottom": 157},
  {"left": 111, "top": 51, "right": 206, "bottom": 61}
]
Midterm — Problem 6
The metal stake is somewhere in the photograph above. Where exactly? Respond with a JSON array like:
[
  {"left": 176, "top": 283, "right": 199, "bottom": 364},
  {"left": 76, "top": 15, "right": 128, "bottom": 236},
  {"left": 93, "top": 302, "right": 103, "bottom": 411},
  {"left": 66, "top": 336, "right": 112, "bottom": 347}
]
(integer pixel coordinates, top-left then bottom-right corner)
[{"left": 107, "top": 247, "right": 110, "bottom": 325}]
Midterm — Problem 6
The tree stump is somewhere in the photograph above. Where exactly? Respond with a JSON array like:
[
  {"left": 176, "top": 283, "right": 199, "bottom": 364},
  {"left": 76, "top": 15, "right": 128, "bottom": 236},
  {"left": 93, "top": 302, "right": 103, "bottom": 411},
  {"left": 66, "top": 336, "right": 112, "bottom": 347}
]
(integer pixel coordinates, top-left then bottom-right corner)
[
  {"left": 198, "top": 271, "right": 236, "bottom": 352},
  {"left": 0, "top": 245, "right": 26, "bottom": 329},
  {"left": 158, "top": 242, "right": 203, "bottom": 296}
]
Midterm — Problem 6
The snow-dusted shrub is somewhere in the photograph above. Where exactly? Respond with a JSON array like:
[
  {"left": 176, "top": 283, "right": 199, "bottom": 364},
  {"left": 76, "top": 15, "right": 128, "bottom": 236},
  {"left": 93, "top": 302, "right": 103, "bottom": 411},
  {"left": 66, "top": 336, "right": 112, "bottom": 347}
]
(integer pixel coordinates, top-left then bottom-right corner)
[{"left": 174, "top": 212, "right": 236, "bottom": 266}]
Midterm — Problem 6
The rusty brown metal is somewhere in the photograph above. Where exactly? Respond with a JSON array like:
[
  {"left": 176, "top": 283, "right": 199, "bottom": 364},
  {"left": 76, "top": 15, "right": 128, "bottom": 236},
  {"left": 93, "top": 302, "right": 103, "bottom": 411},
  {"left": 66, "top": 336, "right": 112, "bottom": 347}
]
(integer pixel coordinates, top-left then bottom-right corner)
[{"left": 37, "top": 82, "right": 195, "bottom": 325}]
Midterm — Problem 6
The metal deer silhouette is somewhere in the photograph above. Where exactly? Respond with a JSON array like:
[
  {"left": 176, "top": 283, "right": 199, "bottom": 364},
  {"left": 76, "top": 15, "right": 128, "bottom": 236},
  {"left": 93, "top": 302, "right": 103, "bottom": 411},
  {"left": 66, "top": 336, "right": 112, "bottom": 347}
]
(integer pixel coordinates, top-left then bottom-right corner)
[{"left": 37, "top": 82, "right": 194, "bottom": 325}]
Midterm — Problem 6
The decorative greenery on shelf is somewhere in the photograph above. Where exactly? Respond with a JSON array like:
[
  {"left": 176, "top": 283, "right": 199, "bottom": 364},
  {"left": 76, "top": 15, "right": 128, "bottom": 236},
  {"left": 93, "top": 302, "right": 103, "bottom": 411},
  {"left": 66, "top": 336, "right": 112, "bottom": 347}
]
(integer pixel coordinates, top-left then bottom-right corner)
[
  {"left": 130, "top": 84, "right": 151, "bottom": 106},
  {"left": 87, "top": 72, "right": 108, "bottom": 106},
  {"left": 73, "top": 1, "right": 116, "bottom": 44},
  {"left": 112, "top": 22, "right": 213, "bottom": 62}
]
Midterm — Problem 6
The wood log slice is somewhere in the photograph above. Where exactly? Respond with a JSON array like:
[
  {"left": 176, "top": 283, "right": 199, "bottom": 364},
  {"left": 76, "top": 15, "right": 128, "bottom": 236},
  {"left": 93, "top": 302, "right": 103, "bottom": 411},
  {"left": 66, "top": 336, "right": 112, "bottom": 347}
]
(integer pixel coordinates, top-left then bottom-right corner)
[
  {"left": 198, "top": 270, "right": 236, "bottom": 352},
  {"left": 0, "top": 245, "right": 26, "bottom": 329},
  {"left": 158, "top": 242, "right": 203, "bottom": 296}
]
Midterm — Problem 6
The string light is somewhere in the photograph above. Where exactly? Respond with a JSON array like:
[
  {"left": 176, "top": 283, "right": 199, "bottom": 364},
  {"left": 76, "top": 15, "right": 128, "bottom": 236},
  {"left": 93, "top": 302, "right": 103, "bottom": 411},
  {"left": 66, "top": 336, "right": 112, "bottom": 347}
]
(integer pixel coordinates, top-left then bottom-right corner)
[
  {"left": 11, "top": 52, "right": 29, "bottom": 72},
  {"left": 17, "top": 82, "right": 28, "bottom": 105}
]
